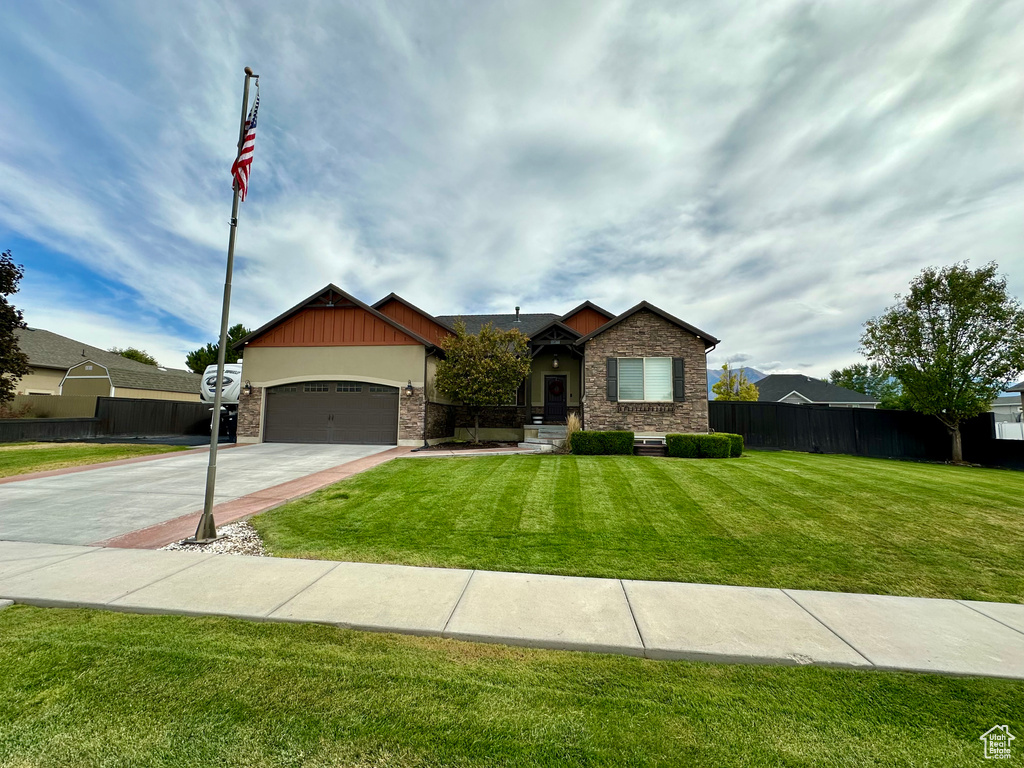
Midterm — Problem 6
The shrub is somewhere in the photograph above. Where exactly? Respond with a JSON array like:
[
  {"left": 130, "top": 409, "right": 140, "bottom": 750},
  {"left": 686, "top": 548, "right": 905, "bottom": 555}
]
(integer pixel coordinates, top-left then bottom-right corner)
[
  {"left": 569, "top": 430, "right": 634, "bottom": 455},
  {"left": 716, "top": 432, "right": 744, "bottom": 457},
  {"left": 666, "top": 433, "right": 733, "bottom": 459}
]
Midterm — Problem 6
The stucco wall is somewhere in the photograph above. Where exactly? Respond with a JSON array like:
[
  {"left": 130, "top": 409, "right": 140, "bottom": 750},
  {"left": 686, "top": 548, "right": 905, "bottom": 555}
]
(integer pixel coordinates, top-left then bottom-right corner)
[
  {"left": 240, "top": 345, "right": 426, "bottom": 388},
  {"left": 112, "top": 388, "right": 201, "bottom": 402},
  {"left": 582, "top": 309, "right": 710, "bottom": 434},
  {"left": 15, "top": 367, "right": 65, "bottom": 395}
]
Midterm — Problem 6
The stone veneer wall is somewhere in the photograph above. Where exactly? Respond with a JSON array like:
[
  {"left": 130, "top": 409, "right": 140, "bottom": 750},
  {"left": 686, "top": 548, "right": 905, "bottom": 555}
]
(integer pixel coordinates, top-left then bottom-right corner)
[
  {"left": 582, "top": 309, "right": 709, "bottom": 433},
  {"left": 237, "top": 386, "right": 263, "bottom": 440},
  {"left": 399, "top": 386, "right": 425, "bottom": 443}
]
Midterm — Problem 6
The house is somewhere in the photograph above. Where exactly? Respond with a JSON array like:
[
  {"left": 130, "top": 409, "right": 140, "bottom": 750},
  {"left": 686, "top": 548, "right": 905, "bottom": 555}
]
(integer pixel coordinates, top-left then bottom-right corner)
[
  {"left": 755, "top": 374, "right": 879, "bottom": 408},
  {"left": 232, "top": 285, "right": 719, "bottom": 445},
  {"left": 12, "top": 327, "right": 201, "bottom": 401},
  {"left": 989, "top": 394, "right": 1022, "bottom": 423}
]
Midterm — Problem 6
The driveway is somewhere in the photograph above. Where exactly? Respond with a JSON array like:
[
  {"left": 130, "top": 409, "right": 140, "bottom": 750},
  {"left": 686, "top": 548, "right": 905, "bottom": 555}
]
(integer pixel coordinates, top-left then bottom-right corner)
[{"left": 0, "top": 443, "right": 394, "bottom": 546}]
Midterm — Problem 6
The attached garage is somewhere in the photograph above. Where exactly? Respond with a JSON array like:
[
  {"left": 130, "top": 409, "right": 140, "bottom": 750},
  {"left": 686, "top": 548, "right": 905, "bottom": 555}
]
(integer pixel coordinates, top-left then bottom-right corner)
[{"left": 263, "top": 381, "right": 399, "bottom": 445}]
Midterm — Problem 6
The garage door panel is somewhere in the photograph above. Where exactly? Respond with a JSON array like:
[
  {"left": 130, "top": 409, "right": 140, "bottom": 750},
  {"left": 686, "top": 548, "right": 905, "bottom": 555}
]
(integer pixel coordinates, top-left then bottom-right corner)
[{"left": 264, "top": 382, "right": 398, "bottom": 444}]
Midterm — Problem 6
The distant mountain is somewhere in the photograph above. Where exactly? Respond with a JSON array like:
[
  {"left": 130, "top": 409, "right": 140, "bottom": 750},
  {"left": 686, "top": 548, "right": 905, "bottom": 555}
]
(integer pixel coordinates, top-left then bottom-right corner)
[{"left": 706, "top": 367, "right": 767, "bottom": 397}]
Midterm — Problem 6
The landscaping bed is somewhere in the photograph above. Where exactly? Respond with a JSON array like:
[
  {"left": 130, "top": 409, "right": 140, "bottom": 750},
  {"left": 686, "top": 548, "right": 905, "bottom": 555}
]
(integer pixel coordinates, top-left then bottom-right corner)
[
  {"left": 0, "top": 605, "right": 1018, "bottom": 767},
  {"left": 421, "top": 440, "right": 521, "bottom": 451},
  {"left": 252, "top": 451, "right": 1024, "bottom": 602}
]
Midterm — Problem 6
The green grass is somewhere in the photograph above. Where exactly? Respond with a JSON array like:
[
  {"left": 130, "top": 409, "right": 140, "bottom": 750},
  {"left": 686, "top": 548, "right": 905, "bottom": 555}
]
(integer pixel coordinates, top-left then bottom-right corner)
[
  {"left": 253, "top": 451, "right": 1024, "bottom": 602},
  {"left": 0, "top": 606, "right": 1020, "bottom": 767},
  {"left": 0, "top": 442, "right": 190, "bottom": 478}
]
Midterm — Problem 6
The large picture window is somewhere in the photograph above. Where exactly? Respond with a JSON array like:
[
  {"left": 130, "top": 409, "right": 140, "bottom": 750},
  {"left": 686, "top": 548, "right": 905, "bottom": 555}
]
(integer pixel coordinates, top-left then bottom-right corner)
[{"left": 618, "top": 357, "right": 672, "bottom": 402}]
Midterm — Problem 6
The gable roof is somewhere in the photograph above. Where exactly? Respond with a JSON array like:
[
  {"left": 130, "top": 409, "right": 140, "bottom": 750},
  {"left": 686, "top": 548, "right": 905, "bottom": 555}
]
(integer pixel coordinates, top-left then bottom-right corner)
[
  {"left": 528, "top": 319, "right": 583, "bottom": 340},
  {"left": 15, "top": 327, "right": 184, "bottom": 374},
  {"left": 1008, "top": 382, "right": 1024, "bottom": 393},
  {"left": 62, "top": 358, "right": 200, "bottom": 394},
  {"left": 559, "top": 300, "right": 614, "bottom": 323},
  {"left": 371, "top": 293, "right": 458, "bottom": 334},
  {"left": 573, "top": 300, "right": 721, "bottom": 348},
  {"left": 233, "top": 284, "right": 437, "bottom": 350},
  {"left": 756, "top": 374, "right": 879, "bottom": 404},
  {"left": 434, "top": 312, "right": 560, "bottom": 337}
]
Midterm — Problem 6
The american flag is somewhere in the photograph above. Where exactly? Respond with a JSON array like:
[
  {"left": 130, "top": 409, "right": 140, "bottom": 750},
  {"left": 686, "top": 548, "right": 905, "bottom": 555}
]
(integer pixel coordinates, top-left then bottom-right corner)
[{"left": 231, "top": 90, "right": 259, "bottom": 201}]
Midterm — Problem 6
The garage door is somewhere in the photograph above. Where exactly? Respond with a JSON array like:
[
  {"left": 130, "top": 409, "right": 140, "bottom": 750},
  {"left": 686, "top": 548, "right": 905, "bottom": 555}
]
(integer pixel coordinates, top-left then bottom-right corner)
[{"left": 263, "top": 381, "right": 399, "bottom": 444}]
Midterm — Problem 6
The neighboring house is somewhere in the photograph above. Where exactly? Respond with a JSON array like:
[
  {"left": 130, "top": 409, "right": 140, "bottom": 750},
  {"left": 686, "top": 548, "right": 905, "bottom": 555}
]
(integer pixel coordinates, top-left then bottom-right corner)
[
  {"left": 989, "top": 395, "right": 1022, "bottom": 423},
  {"left": 12, "top": 327, "right": 201, "bottom": 401},
  {"left": 233, "top": 285, "right": 719, "bottom": 446},
  {"left": 755, "top": 374, "right": 879, "bottom": 408},
  {"left": 1007, "top": 381, "right": 1024, "bottom": 410}
]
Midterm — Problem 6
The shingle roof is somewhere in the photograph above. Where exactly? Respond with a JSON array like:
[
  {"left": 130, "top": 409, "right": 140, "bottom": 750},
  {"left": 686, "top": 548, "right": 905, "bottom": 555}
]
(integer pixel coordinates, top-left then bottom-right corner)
[
  {"left": 17, "top": 328, "right": 200, "bottom": 394},
  {"left": 17, "top": 327, "right": 168, "bottom": 373},
  {"left": 756, "top": 374, "right": 879, "bottom": 404},
  {"left": 106, "top": 367, "right": 200, "bottom": 394},
  {"left": 434, "top": 313, "right": 560, "bottom": 337},
  {"left": 1007, "top": 382, "right": 1024, "bottom": 393}
]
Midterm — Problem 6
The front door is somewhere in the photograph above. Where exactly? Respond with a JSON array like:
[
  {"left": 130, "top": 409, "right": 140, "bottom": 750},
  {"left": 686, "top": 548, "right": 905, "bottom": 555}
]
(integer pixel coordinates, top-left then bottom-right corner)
[{"left": 544, "top": 375, "right": 567, "bottom": 423}]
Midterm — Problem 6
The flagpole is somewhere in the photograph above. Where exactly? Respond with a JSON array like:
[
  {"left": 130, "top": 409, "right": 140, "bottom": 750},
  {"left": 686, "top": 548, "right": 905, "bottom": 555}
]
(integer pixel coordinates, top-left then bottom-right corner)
[{"left": 192, "top": 66, "right": 257, "bottom": 543}]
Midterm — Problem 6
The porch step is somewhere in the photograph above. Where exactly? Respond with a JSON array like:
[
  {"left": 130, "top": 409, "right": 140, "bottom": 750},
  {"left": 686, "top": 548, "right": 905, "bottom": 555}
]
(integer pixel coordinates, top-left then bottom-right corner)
[
  {"left": 518, "top": 442, "right": 554, "bottom": 452},
  {"left": 523, "top": 436, "right": 564, "bottom": 447},
  {"left": 537, "top": 426, "right": 567, "bottom": 437}
]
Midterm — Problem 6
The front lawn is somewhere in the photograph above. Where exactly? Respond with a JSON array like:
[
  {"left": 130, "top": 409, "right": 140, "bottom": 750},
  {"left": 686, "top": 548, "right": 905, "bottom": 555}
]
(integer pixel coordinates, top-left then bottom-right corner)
[
  {"left": 253, "top": 451, "right": 1024, "bottom": 602},
  {"left": 0, "top": 606, "right": 1019, "bottom": 767},
  {"left": 0, "top": 442, "right": 189, "bottom": 478}
]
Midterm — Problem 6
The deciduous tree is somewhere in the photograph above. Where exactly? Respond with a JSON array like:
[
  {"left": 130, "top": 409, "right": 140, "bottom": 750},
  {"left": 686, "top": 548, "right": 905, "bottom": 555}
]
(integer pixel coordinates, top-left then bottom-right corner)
[
  {"left": 828, "top": 363, "right": 906, "bottom": 409},
  {"left": 0, "top": 250, "right": 30, "bottom": 405},
  {"left": 109, "top": 347, "right": 159, "bottom": 366},
  {"left": 434, "top": 321, "right": 531, "bottom": 443},
  {"left": 862, "top": 262, "right": 1024, "bottom": 462},
  {"left": 712, "top": 363, "right": 759, "bottom": 401}
]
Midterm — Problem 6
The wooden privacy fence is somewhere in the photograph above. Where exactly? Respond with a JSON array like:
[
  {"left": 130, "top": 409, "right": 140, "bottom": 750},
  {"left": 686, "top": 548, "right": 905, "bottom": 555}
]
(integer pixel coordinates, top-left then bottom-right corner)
[
  {"left": 0, "top": 397, "right": 213, "bottom": 442},
  {"left": 8, "top": 395, "right": 98, "bottom": 419},
  {"left": 708, "top": 401, "right": 1002, "bottom": 465},
  {"left": 94, "top": 397, "right": 212, "bottom": 437}
]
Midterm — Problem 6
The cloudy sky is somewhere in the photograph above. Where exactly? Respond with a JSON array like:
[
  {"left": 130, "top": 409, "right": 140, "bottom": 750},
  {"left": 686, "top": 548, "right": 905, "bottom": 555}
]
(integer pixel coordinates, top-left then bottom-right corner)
[{"left": 1, "top": 0, "right": 1021, "bottom": 374}]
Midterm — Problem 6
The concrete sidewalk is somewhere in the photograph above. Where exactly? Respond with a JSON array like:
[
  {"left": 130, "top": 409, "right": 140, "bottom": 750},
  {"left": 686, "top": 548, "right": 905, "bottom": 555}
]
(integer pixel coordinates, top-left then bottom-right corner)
[{"left": 1, "top": 540, "right": 1022, "bottom": 679}]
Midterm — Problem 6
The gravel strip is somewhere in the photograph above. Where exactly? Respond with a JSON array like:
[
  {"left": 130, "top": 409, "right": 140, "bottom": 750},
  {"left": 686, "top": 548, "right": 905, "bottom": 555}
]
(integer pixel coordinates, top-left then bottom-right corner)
[{"left": 161, "top": 520, "right": 267, "bottom": 557}]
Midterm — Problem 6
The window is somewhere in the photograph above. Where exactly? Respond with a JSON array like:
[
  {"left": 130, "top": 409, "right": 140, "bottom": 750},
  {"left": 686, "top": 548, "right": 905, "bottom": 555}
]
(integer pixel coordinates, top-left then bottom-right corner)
[
  {"left": 304, "top": 382, "right": 329, "bottom": 392},
  {"left": 618, "top": 357, "right": 672, "bottom": 402},
  {"left": 278, "top": 385, "right": 298, "bottom": 393},
  {"left": 368, "top": 385, "right": 393, "bottom": 393},
  {"left": 337, "top": 383, "right": 362, "bottom": 393}
]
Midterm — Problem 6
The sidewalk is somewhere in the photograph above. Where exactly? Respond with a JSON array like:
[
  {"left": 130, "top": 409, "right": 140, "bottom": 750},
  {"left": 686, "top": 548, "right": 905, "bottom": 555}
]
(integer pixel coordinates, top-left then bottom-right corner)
[{"left": 1, "top": 540, "right": 1022, "bottom": 678}]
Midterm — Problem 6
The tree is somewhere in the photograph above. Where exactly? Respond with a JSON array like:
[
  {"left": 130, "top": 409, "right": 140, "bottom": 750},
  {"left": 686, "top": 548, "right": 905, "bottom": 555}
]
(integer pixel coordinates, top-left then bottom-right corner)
[
  {"left": 434, "top": 321, "right": 531, "bottom": 443},
  {"left": 186, "top": 323, "right": 250, "bottom": 373},
  {"left": 712, "top": 363, "right": 759, "bottom": 401},
  {"left": 109, "top": 346, "right": 159, "bottom": 366},
  {"left": 828, "top": 363, "right": 906, "bottom": 410},
  {"left": 0, "top": 250, "right": 30, "bottom": 405},
  {"left": 862, "top": 262, "right": 1024, "bottom": 463}
]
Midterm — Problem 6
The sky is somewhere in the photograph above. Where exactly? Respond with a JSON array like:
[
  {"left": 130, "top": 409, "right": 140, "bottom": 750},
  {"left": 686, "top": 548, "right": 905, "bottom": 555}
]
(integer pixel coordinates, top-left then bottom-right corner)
[{"left": 1, "top": 0, "right": 1022, "bottom": 375}]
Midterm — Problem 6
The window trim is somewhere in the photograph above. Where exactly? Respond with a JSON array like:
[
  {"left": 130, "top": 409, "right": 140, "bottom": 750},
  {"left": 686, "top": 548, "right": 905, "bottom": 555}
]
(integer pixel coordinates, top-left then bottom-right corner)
[{"left": 617, "top": 357, "right": 673, "bottom": 403}]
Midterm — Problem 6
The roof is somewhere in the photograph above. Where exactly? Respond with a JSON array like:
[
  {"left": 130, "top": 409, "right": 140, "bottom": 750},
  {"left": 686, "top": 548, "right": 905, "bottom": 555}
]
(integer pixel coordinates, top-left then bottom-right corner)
[
  {"left": 574, "top": 300, "right": 721, "bottom": 348},
  {"left": 17, "top": 327, "right": 172, "bottom": 374},
  {"left": 756, "top": 374, "right": 879, "bottom": 404},
  {"left": 1007, "top": 382, "right": 1024, "bottom": 393},
  {"left": 559, "top": 300, "right": 614, "bottom": 322},
  {"left": 233, "top": 284, "right": 437, "bottom": 350},
  {"left": 18, "top": 328, "right": 200, "bottom": 393},
  {"left": 434, "top": 313, "right": 560, "bottom": 337},
  {"left": 992, "top": 395, "right": 1022, "bottom": 406},
  {"left": 371, "top": 293, "right": 458, "bottom": 334}
]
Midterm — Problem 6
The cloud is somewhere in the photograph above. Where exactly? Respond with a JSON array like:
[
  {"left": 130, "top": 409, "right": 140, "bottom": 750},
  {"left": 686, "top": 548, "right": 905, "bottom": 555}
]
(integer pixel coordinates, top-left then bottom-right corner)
[{"left": 1, "top": 0, "right": 1022, "bottom": 374}]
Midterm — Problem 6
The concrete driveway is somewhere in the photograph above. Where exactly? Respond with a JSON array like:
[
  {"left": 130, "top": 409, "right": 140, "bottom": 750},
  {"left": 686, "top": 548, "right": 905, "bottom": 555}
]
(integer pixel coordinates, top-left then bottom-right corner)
[{"left": 0, "top": 443, "right": 394, "bottom": 546}]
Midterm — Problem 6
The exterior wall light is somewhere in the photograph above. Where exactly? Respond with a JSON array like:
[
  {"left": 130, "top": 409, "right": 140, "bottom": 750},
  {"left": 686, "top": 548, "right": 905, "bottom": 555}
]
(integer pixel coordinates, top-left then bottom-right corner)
[
  {"left": 405, "top": 380, "right": 414, "bottom": 397},
  {"left": 552, "top": 354, "right": 560, "bottom": 369},
  {"left": 242, "top": 380, "right": 252, "bottom": 397}
]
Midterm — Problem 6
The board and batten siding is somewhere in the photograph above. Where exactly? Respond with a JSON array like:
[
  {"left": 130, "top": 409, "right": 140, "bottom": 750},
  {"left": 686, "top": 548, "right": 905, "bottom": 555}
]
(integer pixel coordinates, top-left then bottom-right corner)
[{"left": 247, "top": 307, "right": 421, "bottom": 347}]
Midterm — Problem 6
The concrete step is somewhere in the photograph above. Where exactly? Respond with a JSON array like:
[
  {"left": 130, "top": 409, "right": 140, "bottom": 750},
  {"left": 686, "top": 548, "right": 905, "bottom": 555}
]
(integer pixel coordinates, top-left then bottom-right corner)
[
  {"left": 523, "top": 437, "right": 564, "bottom": 446},
  {"left": 517, "top": 442, "right": 554, "bottom": 452}
]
